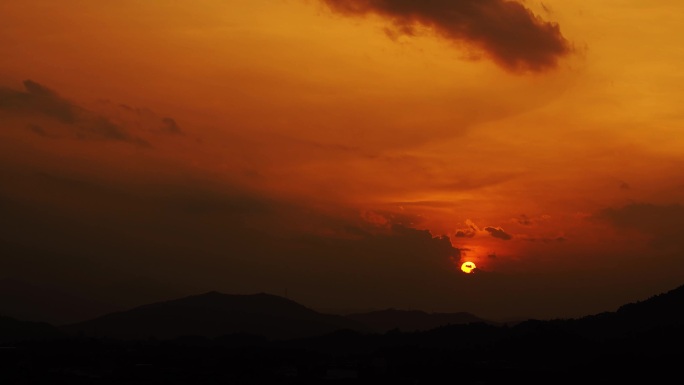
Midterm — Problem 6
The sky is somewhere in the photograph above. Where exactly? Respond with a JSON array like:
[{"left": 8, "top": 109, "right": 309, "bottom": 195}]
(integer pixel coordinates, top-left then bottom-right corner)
[{"left": 2, "top": 0, "right": 684, "bottom": 324}]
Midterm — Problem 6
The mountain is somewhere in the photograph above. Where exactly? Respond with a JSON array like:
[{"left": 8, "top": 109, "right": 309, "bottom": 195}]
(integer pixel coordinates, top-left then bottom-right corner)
[
  {"left": 3, "top": 284, "right": 684, "bottom": 383},
  {"left": 60, "top": 291, "right": 369, "bottom": 341},
  {"left": 345, "top": 308, "right": 497, "bottom": 333},
  {"left": 57, "top": 284, "right": 684, "bottom": 343},
  {"left": 0, "top": 315, "right": 64, "bottom": 343},
  {"left": 0, "top": 279, "right": 116, "bottom": 325},
  {"left": 543, "top": 282, "right": 684, "bottom": 340}
]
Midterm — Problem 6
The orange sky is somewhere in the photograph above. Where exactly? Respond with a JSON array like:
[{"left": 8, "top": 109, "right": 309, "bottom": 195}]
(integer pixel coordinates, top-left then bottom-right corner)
[{"left": 2, "top": 0, "right": 684, "bottom": 322}]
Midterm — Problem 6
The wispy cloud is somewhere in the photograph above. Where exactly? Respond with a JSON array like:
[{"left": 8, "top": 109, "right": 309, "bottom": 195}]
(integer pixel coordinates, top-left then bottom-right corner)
[
  {"left": 0, "top": 80, "right": 150, "bottom": 146},
  {"left": 595, "top": 202, "right": 684, "bottom": 250}
]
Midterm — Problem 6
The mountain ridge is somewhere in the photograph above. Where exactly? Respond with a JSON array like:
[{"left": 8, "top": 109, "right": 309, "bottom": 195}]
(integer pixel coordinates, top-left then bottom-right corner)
[
  {"left": 345, "top": 307, "right": 497, "bottom": 333},
  {"left": 4, "top": 282, "right": 684, "bottom": 344},
  {"left": 59, "top": 290, "right": 370, "bottom": 341}
]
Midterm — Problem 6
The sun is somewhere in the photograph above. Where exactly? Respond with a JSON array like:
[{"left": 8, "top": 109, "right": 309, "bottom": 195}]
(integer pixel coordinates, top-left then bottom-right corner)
[{"left": 461, "top": 261, "right": 476, "bottom": 274}]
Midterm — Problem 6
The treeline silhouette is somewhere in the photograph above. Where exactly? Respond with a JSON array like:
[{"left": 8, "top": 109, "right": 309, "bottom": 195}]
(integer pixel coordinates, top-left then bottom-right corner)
[{"left": 2, "top": 284, "right": 684, "bottom": 384}]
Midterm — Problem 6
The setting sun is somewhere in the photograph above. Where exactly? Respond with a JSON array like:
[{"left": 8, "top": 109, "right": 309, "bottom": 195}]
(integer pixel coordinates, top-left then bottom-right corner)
[{"left": 461, "top": 262, "right": 477, "bottom": 274}]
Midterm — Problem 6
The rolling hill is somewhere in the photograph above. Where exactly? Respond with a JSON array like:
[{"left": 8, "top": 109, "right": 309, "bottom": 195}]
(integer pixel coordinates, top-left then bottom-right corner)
[
  {"left": 345, "top": 308, "right": 497, "bottom": 332},
  {"left": 60, "top": 291, "right": 369, "bottom": 341},
  {"left": 0, "top": 315, "right": 63, "bottom": 343},
  {"left": 3, "top": 284, "right": 684, "bottom": 383}
]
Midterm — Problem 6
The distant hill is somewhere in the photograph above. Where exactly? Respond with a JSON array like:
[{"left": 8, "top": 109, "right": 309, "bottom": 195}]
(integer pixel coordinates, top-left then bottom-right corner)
[
  {"left": 57, "top": 283, "right": 684, "bottom": 343},
  {"left": 615, "top": 281, "right": 684, "bottom": 321},
  {"left": 0, "top": 279, "right": 116, "bottom": 325},
  {"left": 60, "top": 291, "right": 369, "bottom": 341},
  {"left": 0, "top": 315, "right": 64, "bottom": 343},
  {"left": 345, "top": 308, "right": 498, "bottom": 333},
  {"left": 4, "top": 284, "right": 684, "bottom": 382},
  {"left": 546, "top": 282, "right": 684, "bottom": 340}
]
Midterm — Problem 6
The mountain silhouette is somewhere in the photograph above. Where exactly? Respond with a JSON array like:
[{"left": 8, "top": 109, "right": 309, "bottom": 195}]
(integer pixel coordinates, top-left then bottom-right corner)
[
  {"left": 526, "top": 281, "right": 684, "bottom": 341},
  {"left": 0, "top": 315, "right": 64, "bottom": 343},
  {"left": 0, "top": 279, "right": 118, "bottom": 325},
  {"left": 60, "top": 291, "right": 369, "bottom": 341},
  {"left": 345, "top": 308, "right": 497, "bottom": 333},
  {"left": 3, "top": 284, "right": 684, "bottom": 383}
]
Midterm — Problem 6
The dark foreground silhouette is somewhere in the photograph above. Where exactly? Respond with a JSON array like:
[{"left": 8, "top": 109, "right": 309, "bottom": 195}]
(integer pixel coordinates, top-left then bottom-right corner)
[{"left": 2, "top": 284, "right": 684, "bottom": 384}]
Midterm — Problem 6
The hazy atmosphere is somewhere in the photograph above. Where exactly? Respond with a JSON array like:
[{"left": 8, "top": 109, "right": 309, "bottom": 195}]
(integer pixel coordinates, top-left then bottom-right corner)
[{"left": 2, "top": 0, "right": 684, "bottom": 324}]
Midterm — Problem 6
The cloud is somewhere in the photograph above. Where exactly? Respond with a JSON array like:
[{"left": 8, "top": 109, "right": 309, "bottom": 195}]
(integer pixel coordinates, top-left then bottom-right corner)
[
  {"left": 595, "top": 202, "right": 684, "bottom": 250},
  {"left": 515, "top": 214, "right": 533, "bottom": 226},
  {"left": 0, "top": 80, "right": 76, "bottom": 123},
  {"left": 320, "top": 0, "right": 572, "bottom": 72},
  {"left": 520, "top": 235, "right": 566, "bottom": 243},
  {"left": 456, "top": 220, "right": 515, "bottom": 241},
  {"left": 454, "top": 219, "right": 479, "bottom": 238},
  {"left": 115, "top": 103, "right": 184, "bottom": 136},
  {"left": 26, "top": 124, "right": 59, "bottom": 139},
  {"left": 454, "top": 229, "right": 475, "bottom": 238},
  {"left": 81, "top": 116, "right": 148, "bottom": 144},
  {"left": 0, "top": 163, "right": 467, "bottom": 315},
  {"left": 484, "top": 226, "right": 512, "bottom": 240},
  {"left": 0, "top": 80, "right": 149, "bottom": 146},
  {"left": 161, "top": 117, "right": 183, "bottom": 135}
]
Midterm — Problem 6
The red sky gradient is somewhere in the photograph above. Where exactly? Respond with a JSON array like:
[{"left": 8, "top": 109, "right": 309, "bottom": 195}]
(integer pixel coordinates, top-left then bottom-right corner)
[{"left": 2, "top": 0, "right": 684, "bottom": 322}]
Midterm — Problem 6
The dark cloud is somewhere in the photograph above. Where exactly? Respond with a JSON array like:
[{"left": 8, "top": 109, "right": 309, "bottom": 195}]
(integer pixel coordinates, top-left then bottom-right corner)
[
  {"left": 0, "top": 80, "right": 76, "bottom": 123},
  {"left": 360, "top": 209, "right": 422, "bottom": 230},
  {"left": 454, "top": 229, "right": 475, "bottom": 238},
  {"left": 516, "top": 214, "right": 533, "bottom": 226},
  {"left": 26, "top": 124, "right": 59, "bottom": 139},
  {"left": 100, "top": 101, "right": 193, "bottom": 140},
  {"left": 0, "top": 80, "right": 149, "bottom": 146},
  {"left": 81, "top": 116, "right": 148, "bottom": 145},
  {"left": 320, "top": 0, "right": 572, "bottom": 72},
  {"left": 484, "top": 226, "right": 512, "bottom": 240},
  {"left": 160, "top": 117, "right": 183, "bottom": 135},
  {"left": 595, "top": 203, "right": 684, "bottom": 250},
  {"left": 0, "top": 164, "right": 466, "bottom": 320},
  {"left": 521, "top": 236, "right": 565, "bottom": 243}
]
